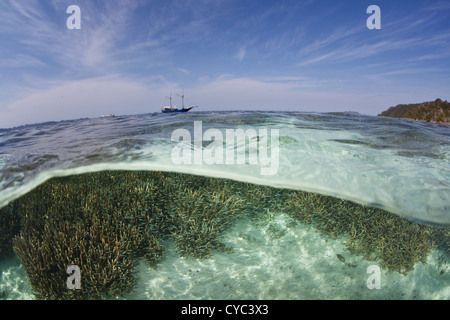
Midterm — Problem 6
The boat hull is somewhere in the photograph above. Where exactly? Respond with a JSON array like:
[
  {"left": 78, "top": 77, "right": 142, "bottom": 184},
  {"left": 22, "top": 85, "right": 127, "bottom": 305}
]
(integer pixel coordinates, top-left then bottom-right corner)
[{"left": 161, "top": 107, "right": 193, "bottom": 113}]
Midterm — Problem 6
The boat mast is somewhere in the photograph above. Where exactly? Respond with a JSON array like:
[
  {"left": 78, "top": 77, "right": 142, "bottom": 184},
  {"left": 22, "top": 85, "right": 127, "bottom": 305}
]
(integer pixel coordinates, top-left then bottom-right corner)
[
  {"left": 165, "top": 92, "right": 173, "bottom": 108},
  {"left": 176, "top": 89, "right": 185, "bottom": 109}
]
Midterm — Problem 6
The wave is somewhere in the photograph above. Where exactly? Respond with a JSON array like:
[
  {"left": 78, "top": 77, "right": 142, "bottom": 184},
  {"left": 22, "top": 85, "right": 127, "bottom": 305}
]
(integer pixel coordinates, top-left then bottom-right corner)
[{"left": 0, "top": 111, "right": 449, "bottom": 225}]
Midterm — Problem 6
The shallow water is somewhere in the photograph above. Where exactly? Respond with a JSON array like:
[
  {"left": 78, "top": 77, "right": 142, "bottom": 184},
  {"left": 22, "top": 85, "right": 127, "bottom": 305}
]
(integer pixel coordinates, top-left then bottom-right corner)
[
  {"left": 130, "top": 214, "right": 449, "bottom": 300},
  {"left": 1, "top": 111, "right": 449, "bottom": 225},
  {"left": 1, "top": 201, "right": 449, "bottom": 300},
  {"left": 0, "top": 111, "right": 449, "bottom": 300}
]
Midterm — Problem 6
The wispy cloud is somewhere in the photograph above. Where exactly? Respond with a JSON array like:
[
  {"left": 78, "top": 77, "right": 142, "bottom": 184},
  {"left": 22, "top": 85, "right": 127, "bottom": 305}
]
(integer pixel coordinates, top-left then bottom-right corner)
[
  {"left": 294, "top": 1, "right": 450, "bottom": 68},
  {"left": 0, "top": 75, "right": 173, "bottom": 128},
  {"left": 177, "top": 68, "right": 190, "bottom": 75},
  {"left": 296, "top": 27, "right": 359, "bottom": 58},
  {"left": 190, "top": 74, "right": 400, "bottom": 114},
  {"left": 236, "top": 47, "right": 246, "bottom": 61},
  {"left": 0, "top": 0, "right": 149, "bottom": 76},
  {"left": 422, "top": 1, "right": 450, "bottom": 11},
  {"left": 0, "top": 1, "right": 449, "bottom": 128},
  {"left": 366, "top": 67, "right": 443, "bottom": 80},
  {"left": 297, "top": 31, "right": 448, "bottom": 67},
  {"left": 408, "top": 53, "right": 450, "bottom": 62},
  {"left": 0, "top": 54, "right": 47, "bottom": 68}
]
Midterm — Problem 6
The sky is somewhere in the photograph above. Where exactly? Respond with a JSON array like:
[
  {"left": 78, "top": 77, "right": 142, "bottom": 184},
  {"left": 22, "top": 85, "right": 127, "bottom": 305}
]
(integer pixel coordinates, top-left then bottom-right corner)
[{"left": 0, "top": 0, "right": 449, "bottom": 128}]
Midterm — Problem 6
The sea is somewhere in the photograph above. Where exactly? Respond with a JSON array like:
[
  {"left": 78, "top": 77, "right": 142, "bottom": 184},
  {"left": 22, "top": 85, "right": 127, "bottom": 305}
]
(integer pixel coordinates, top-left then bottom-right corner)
[{"left": 0, "top": 110, "right": 449, "bottom": 300}]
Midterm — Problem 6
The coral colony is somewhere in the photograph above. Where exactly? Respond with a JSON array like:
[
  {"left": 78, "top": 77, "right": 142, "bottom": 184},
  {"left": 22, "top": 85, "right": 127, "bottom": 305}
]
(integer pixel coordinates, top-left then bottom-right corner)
[{"left": 0, "top": 171, "right": 448, "bottom": 299}]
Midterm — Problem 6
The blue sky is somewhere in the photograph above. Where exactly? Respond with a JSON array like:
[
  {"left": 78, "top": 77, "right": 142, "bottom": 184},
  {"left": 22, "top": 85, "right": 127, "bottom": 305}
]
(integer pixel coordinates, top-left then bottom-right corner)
[{"left": 0, "top": 0, "right": 449, "bottom": 128}]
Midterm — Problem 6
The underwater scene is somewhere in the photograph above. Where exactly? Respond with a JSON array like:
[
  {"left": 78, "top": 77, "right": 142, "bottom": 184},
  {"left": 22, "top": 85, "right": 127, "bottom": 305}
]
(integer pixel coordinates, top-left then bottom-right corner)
[{"left": 0, "top": 111, "right": 449, "bottom": 300}]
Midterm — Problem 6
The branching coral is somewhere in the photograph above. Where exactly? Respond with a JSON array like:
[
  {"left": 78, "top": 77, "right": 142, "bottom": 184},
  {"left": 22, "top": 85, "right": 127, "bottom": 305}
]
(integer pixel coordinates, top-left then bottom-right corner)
[
  {"left": 11, "top": 171, "right": 166, "bottom": 299},
  {"left": 5, "top": 169, "right": 449, "bottom": 300},
  {"left": 7, "top": 170, "right": 249, "bottom": 299},
  {"left": 286, "top": 191, "right": 449, "bottom": 275},
  {"left": 165, "top": 185, "right": 246, "bottom": 258},
  {"left": 0, "top": 203, "right": 22, "bottom": 258}
]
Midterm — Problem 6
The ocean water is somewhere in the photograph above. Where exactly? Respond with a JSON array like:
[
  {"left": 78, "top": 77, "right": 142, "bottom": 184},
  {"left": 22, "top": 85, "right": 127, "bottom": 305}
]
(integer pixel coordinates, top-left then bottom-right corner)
[{"left": 0, "top": 111, "right": 449, "bottom": 300}]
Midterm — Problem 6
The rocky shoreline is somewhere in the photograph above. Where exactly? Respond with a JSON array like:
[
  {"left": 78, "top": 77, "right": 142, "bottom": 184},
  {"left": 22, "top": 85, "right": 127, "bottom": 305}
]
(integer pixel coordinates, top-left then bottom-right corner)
[{"left": 378, "top": 99, "right": 449, "bottom": 125}]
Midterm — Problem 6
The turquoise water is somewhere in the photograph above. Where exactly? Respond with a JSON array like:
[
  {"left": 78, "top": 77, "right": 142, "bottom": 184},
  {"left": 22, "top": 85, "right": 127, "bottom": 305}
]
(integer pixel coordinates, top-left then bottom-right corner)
[
  {"left": 0, "top": 111, "right": 449, "bottom": 300},
  {"left": 1, "top": 111, "right": 449, "bottom": 225}
]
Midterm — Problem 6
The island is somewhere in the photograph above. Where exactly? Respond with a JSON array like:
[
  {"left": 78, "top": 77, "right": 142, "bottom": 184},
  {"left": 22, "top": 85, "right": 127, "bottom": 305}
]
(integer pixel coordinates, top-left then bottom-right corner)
[{"left": 378, "top": 98, "right": 449, "bottom": 125}]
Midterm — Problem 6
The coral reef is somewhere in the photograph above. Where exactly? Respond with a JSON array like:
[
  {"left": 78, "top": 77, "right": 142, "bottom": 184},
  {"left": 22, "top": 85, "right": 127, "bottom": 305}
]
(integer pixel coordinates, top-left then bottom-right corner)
[
  {"left": 11, "top": 174, "right": 165, "bottom": 299},
  {"left": 285, "top": 191, "right": 449, "bottom": 275},
  {"left": 143, "top": 172, "right": 250, "bottom": 258},
  {"left": 0, "top": 202, "right": 22, "bottom": 258},
  {"left": 3, "top": 169, "right": 449, "bottom": 299},
  {"left": 6, "top": 170, "right": 250, "bottom": 299},
  {"left": 166, "top": 185, "right": 245, "bottom": 257}
]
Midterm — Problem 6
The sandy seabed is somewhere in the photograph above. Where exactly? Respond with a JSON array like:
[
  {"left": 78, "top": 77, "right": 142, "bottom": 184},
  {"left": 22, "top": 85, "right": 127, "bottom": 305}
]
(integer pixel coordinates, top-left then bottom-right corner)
[{"left": 1, "top": 211, "right": 449, "bottom": 300}]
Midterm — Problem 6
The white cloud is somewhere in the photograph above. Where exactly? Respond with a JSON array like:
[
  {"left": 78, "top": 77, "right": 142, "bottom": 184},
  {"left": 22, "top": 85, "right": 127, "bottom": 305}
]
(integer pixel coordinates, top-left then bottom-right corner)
[
  {"left": 236, "top": 47, "right": 246, "bottom": 61},
  {"left": 0, "top": 54, "right": 47, "bottom": 68},
  {"left": 0, "top": 76, "right": 169, "bottom": 128},
  {"left": 0, "top": 0, "right": 146, "bottom": 74},
  {"left": 408, "top": 53, "right": 450, "bottom": 62},
  {"left": 190, "top": 76, "right": 393, "bottom": 114},
  {"left": 297, "top": 37, "right": 426, "bottom": 67},
  {"left": 2, "top": 71, "right": 440, "bottom": 129},
  {"left": 0, "top": 1, "right": 448, "bottom": 128},
  {"left": 177, "top": 68, "right": 190, "bottom": 74}
]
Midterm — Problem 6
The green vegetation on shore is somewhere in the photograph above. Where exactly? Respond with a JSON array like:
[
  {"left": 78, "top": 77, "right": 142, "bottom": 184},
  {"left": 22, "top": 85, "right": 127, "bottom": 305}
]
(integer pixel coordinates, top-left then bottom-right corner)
[{"left": 378, "top": 98, "right": 449, "bottom": 124}]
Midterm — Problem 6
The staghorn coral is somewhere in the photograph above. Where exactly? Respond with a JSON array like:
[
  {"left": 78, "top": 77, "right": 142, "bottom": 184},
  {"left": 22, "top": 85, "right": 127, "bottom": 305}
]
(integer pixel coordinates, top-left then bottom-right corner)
[
  {"left": 8, "top": 170, "right": 249, "bottom": 299},
  {"left": 0, "top": 202, "right": 22, "bottom": 258},
  {"left": 11, "top": 171, "right": 167, "bottom": 299},
  {"left": 13, "top": 217, "right": 137, "bottom": 300},
  {"left": 146, "top": 171, "right": 250, "bottom": 258},
  {"left": 165, "top": 185, "right": 246, "bottom": 258},
  {"left": 286, "top": 191, "right": 449, "bottom": 275},
  {"left": 6, "top": 169, "right": 449, "bottom": 300}
]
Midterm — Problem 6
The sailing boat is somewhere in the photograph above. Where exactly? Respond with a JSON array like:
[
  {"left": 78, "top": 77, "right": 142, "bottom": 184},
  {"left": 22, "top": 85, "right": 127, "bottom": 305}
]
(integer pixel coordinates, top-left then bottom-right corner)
[{"left": 161, "top": 89, "right": 197, "bottom": 113}]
